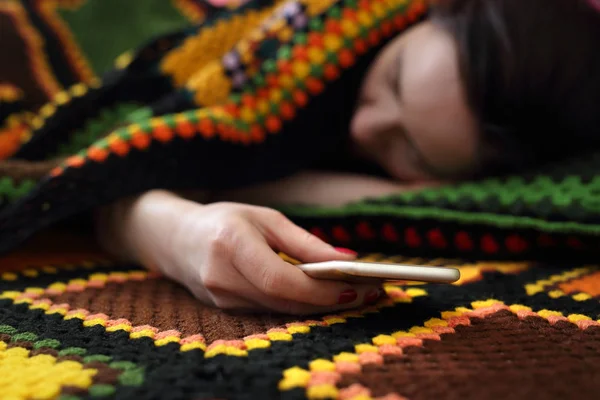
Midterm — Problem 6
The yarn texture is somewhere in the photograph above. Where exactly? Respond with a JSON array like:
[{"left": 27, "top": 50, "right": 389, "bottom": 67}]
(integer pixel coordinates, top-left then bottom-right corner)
[{"left": 0, "top": 1, "right": 599, "bottom": 398}]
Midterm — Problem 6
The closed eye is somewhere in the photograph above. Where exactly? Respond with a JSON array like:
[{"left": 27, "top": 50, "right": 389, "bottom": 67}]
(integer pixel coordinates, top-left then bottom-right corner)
[{"left": 390, "top": 49, "right": 404, "bottom": 103}]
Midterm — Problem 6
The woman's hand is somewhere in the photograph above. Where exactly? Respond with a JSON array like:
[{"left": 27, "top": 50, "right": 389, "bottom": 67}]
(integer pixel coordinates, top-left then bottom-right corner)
[{"left": 96, "top": 190, "right": 383, "bottom": 315}]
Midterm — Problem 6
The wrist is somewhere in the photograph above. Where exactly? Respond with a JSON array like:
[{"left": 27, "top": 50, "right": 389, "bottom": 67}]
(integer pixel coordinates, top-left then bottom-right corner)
[
  {"left": 94, "top": 190, "right": 185, "bottom": 263},
  {"left": 94, "top": 195, "right": 138, "bottom": 261}
]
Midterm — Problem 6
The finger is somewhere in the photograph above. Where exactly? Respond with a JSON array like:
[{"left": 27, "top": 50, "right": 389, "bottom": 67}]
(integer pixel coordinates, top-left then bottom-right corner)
[
  {"left": 204, "top": 285, "right": 384, "bottom": 316},
  {"left": 233, "top": 229, "right": 380, "bottom": 307},
  {"left": 186, "top": 284, "right": 263, "bottom": 312},
  {"left": 255, "top": 284, "right": 386, "bottom": 315},
  {"left": 205, "top": 261, "right": 386, "bottom": 314},
  {"left": 206, "top": 289, "right": 267, "bottom": 313},
  {"left": 183, "top": 266, "right": 272, "bottom": 312},
  {"left": 253, "top": 209, "right": 358, "bottom": 263},
  {"left": 216, "top": 274, "right": 385, "bottom": 315},
  {"left": 187, "top": 254, "right": 385, "bottom": 315}
]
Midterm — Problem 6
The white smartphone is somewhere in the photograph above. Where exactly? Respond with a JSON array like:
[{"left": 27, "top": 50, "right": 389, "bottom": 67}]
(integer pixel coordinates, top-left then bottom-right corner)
[{"left": 297, "top": 261, "right": 460, "bottom": 284}]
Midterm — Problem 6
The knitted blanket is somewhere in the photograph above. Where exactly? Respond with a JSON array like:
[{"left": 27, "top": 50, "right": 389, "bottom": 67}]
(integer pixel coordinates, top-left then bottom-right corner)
[{"left": 1, "top": 0, "right": 600, "bottom": 399}]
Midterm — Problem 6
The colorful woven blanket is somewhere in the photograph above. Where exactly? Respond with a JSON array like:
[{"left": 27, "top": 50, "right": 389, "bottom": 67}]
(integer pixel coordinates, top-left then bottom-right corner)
[{"left": 1, "top": 0, "right": 600, "bottom": 399}]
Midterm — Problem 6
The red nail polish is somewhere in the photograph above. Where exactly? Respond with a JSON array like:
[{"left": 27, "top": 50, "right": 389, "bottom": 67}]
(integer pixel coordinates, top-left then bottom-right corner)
[
  {"left": 338, "top": 289, "right": 358, "bottom": 304},
  {"left": 364, "top": 289, "right": 381, "bottom": 304},
  {"left": 335, "top": 247, "right": 358, "bottom": 256}
]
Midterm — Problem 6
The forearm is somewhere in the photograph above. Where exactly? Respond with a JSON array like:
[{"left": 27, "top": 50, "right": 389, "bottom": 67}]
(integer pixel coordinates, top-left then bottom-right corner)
[
  {"left": 94, "top": 171, "right": 431, "bottom": 261},
  {"left": 210, "top": 171, "right": 431, "bottom": 207},
  {"left": 94, "top": 190, "right": 198, "bottom": 264}
]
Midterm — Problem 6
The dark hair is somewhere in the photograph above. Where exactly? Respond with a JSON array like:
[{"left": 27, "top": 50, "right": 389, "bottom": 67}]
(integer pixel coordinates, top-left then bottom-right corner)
[{"left": 431, "top": 0, "right": 600, "bottom": 175}]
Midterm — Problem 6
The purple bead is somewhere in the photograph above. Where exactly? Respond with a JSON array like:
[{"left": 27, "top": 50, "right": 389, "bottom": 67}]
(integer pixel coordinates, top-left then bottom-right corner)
[
  {"left": 233, "top": 71, "right": 247, "bottom": 87},
  {"left": 282, "top": 1, "right": 301, "bottom": 18},
  {"left": 293, "top": 14, "right": 308, "bottom": 29},
  {"left": 223, "top": 52, "right": 240, "bottom": 70}
]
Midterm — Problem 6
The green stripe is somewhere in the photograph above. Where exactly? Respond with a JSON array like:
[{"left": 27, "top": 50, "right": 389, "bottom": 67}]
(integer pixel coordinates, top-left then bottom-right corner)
[
  {"left": 53, "top": 103, "right": 140, "bottom": 158},
  {"left": 280, "top": 204, "right": 600, "bottom": 235},
  {"left": 0, "top": 178, "right": 37, "bottom": 205}
]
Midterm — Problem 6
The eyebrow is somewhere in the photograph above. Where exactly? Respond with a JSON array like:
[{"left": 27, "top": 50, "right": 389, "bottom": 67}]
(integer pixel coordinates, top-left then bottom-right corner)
[{"left": 394, "top": 50, "right": 445, "bottom": 177}]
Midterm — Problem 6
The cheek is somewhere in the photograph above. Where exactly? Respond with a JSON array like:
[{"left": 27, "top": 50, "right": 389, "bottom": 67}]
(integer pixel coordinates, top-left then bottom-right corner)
[{"left": 353, "top": 35, "right": 403, "bottom": 114}]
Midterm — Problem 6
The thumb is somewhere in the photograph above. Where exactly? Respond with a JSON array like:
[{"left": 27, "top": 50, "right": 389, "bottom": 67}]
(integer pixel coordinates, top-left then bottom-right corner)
[{"left": 256, "top": 210, "right": 358, "bottom": 263}]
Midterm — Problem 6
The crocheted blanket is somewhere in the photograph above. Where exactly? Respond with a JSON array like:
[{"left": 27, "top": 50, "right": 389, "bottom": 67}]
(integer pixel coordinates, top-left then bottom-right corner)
[{"left": 1, "top": 0, "right": 600, "bottom": 399}]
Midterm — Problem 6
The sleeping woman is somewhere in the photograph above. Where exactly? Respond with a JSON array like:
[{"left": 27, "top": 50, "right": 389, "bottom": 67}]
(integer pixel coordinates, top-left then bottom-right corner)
[{"left": 90, "top": 0, "right": 600, "bottom": 315}]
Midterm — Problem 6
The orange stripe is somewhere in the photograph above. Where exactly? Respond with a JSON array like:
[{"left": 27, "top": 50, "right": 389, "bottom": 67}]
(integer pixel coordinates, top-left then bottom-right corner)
[
  {"left": 0, "top": 230, "right": 110, "bottom": 272},
  {"left": 171, "top": 0, "right": 207, "bottom": 22},
  {"left": 35, "top": 0, "right": 97, "bottom": 84},
  {"left": 0, "top": 2, "right": 62, "bottom": 98}
]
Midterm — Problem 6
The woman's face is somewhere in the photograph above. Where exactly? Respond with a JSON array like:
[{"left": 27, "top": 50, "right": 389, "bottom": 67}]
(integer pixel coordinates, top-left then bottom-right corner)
[{"left": 350, "top": 21, "right": 480, "bottom": 182}]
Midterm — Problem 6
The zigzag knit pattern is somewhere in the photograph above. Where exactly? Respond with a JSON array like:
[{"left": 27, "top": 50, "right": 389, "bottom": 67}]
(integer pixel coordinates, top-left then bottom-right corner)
[
  {"left": 0, "top": 1, "right": 599, "bottom": 398},
  {"left": 0, "top": 234, "right": 599, "bottom": 399}
]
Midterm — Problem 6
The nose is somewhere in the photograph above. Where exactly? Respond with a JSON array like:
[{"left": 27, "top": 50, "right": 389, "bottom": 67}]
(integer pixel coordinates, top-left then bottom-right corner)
[{"left": 365, "top": 100, "right": 401, "bottom": 134}]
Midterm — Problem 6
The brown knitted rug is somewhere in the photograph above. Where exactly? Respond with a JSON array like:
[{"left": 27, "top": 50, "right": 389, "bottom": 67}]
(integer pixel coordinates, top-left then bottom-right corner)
[
  {"left": 2, "top": 0, "right": 600, "bottom": 398},
  {"left": 1, "top": 229, "right": 599, "bottom": 400}
]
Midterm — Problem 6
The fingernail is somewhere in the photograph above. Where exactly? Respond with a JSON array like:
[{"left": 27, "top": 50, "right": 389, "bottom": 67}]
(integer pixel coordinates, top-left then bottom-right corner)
[
  {"left": 364, "top": 289, "right": 381, "bottom": 304},
  {"left": 338, "top": 289, "right": 358, "bottom": 304},
  {"left": 334, "top": 247, "right": 358, "bottom": 256}
]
